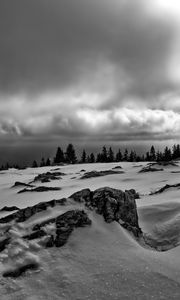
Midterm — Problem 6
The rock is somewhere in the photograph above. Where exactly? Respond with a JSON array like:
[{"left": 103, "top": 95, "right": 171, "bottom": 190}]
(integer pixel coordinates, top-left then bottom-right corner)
[
  {"left": 3, "top": 263, "right": 39, "bottom": 278},
  {"left": 139, "top": 166, "right": 164, "bottom": 173},
  {"left": 18, "top": 186, "right": 61, "bottom": 194},
  {"left": 80, "top": 170, "right": 124, "bottom": 179},
  {"left": 0, "top": 206, "right": 20, "bottom": 212},
  {"left": 12, "top": 181, "right": 34, "bottom": 188},
  {"left": 0, "top": 198, "right": 66, "bottom": 224},
  {"left": 112, "top": 166, "right": 122, "bottom": 169},
  {"left": 80, "top": 169, "right": 86, "bottom": 172},
  {"left": 70, "top": 187, "right": 141, "bottom": 236},
  {"left": 150, "top": 183, "right": 180, "bottom": 195},
  {"left": 31, "top": 171, "right": 65, "bottom": 183},
  {"left": 0, "top": 238, "right": 10, "bottom": 252}
]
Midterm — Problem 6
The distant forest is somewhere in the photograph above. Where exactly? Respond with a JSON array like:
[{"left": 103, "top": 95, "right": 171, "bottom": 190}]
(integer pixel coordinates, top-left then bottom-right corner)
[{"left": 1, "top": 143, "right": 180, "bottom": 171}]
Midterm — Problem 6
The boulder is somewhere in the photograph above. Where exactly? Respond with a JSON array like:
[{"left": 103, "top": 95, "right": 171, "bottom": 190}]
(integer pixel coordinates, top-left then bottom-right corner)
[{"left": 80, "top": 170, "right": 124, "bottom": 179}]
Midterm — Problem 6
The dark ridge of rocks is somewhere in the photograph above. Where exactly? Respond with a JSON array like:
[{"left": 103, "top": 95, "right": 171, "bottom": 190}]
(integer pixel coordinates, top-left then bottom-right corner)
[
  {"left": 139, "top": 166, "right": 164, "bottom": 173},
  {"left": 148, "top": 161, "right": 179, "bottom": 167},
  {"left": 171, "top": 171, "right": 180, "bottom": 174},
  {"left": 112, "top": 166, "right": 122, "bottom": 169},
  {"left": 150, "top": 183, "right": 180, "bottom": 195},
  {"left": 18, "top": 186, "right": 61, "bottom": 194},
  {"left": 80, "top": 170, "right": 124, "bottom": 179},
  {"left": 31, "top": 171, "right": 66, "bottom": 183},
  {"left": 26, "top": 210, "right": 92, "bottom": 248},
  {"left": 0, "top": 206, "right": 20, "bottom": 212},
  {"left": 12, "top": 181, "right": 34, "bottom": 188},
  {"left": 80, "top": 169, "right": 86, "bottom": 172},
  {"left": 0, "top": 238, "right": 10, "bottom": 252},
  {"left": 70, "top": 187, "right": 141, "bottom": 237},
  {"left": 0, "top": 198, "right": 66, "bottom": 224},
  {"left": 3, "top": 263, "right": 39, "bottom": 278}
]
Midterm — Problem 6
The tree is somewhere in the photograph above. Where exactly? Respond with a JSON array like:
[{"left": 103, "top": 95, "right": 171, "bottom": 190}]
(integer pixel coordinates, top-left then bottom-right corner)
[
  {"left": 46, "top": 158, "right": 51, "bottom": 166},
  {"left": 163, "top": 147, "right": 172, "bottom": 161},
  {"left": 108, "top": 147, "right": 114, "bottom": 162},
  {"left": 123, "top": 149, "right": 128, "bottom": 161},
  {"left": 101, "top": 146, "right": 108, "bottom": 162},
  {"left": 129, "top": 150, "right": 136, "bottom": 162},
  {"left": 54, "top": 147, "right": 64, "bottom": 164},
  {"left": 32, "top": 160, "right": 38, "bottom": 168},
  {"left": 116, "top": 149, "right": 122, "bottom": 162},
  {"left": 96, "top": 153, "right": 102, "bottom": 162},
  {"left": 90, "top": 152, "right": 95, "bottom": 163},
  {"left": 150, "top": 145, "right": 156, "bottom": 161},
  {"left": 65, "top": 144, "right": 77, "bottom": 164},
  {"left": 81, "top": 149, "right": 87, "bottom": 163},
  {"left": 145, "top": 151, "right": 150, "bottom": 161},
  {"left": 40, "top": 157, "right": 46, "bottom": 167}
]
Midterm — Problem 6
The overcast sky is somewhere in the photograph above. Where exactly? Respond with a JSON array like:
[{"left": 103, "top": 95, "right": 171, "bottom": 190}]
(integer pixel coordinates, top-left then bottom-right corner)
[{"left": 1, "top": 0, "right": 180, "bottom": 163}]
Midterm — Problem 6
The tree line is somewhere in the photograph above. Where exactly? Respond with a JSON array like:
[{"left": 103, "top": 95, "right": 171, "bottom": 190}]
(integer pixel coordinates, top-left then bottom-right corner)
[{"left": 1, "top": 143, "right": 180, "bottom": 170}]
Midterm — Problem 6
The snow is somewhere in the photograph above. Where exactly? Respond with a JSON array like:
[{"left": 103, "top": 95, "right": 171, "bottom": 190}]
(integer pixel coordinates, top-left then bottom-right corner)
[{"left": 0, "top": 162, "right": 180, "bottom": 299}]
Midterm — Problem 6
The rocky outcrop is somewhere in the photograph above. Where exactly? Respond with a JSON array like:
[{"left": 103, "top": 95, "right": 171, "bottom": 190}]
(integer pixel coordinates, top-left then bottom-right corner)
[
  {"left": 3, "top": 263, "right": 39, "bottom": 278},
  {"left": 12, "top": 181, "right": 34, "bottom": 188},
  {"left": 18, "top": 186, "right": 61, "bottom": 194},
  {"left": 150, "top": 183, "right": 180, "bottom": 195},
  {"left": 0, "top": 206, "right": 19, "bottom": 212},
  {"left": 31, "top": 171, "right": 65, "bottom": 183},
  {"left": 70, "top": 187, "right": 141, "bottom": 237},
  {"left": 112, "top": 166, "right": 122, "bottom": 169},
  {"left": 80, "top": 170, "right": 124, "bottom": 179},
  {"left": 0, "top": 198, "right": 66, "bottom": 224},
  {"left": 139, "top": 166, "right": 164, "bottom": 173}
]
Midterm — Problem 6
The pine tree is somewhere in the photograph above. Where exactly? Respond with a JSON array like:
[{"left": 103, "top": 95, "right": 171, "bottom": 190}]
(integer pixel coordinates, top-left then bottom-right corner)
[
  {"left": 101, "top": 146, "right": 108, "bottom": 162},
  {"left": 65, "top": 144, "right": 77, "bottom": 164},
  {"left": 54, "top": 147, "right": 64, "bottom": 164},
  {"left": 46, "top": 158, "right": 51, "bottom": 166},
  {"left": 116, "top": 149, "right": 122, "bottom": 162},
  {"left": 108, "top": 147, "right": 114, "bottom": 162},
  {"left": 90, "top": 153, "right": 95, "bottom": 163},
  {"left": 32, "top": 160, "right": 38, "bottom": 168},
  {"left": 123, "top": 149, "right": 128, "bottom": 161},
  {"left": 81, "top": 149, "right": 87, "bottom": 163},
  {"left": 40, "top": 157, "right": 46, "bottom": 167},
  {"left": 150, "top": 145, "right": 156, "bottom": 161}
]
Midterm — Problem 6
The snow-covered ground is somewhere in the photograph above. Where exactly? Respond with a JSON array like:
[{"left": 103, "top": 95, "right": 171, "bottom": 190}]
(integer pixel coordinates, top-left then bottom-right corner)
[{"left": 0, "top": 162, "right": 180, "bottom": 299}]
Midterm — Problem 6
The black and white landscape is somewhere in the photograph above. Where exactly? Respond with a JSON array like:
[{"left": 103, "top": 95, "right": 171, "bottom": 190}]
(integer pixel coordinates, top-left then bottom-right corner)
[{"left": 1, "top": 0, "right": 180, "bottom": 299}]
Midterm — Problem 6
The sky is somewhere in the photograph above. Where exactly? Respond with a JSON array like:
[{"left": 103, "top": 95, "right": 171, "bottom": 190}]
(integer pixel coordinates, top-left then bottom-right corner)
[{"left": 1, "top": 0, "right": 180, "bottom": 164}]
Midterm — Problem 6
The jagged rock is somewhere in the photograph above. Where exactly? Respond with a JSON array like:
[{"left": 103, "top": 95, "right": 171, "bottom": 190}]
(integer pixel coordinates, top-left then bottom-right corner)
[
  {"left": 0, "top": 238, "right": 10, "bottom": 252},
  {"left": 148, "top": 161, "right": 178, "bottom": 167},
  {"left": 150, "top": 183, "right": 180, "bottom": 195},
  {"left": 80, "top": 169, "right": 86, "bottom": 172},
  {"left": 18, "top": 186, "right": 61, "bottom": 194},
  {"left": 112, "top": 166, "right": 122, "bottom": 169},
  {"left": 12, "top": 181, "right": 34, "bottom": 188},
  {"left": 139, "top": 166, "right": 164, "bottom": 173},
  {"left": 80, "top": 170, "right": 124, "bottom": 179},
  {"left": 70, "top": 187, "right": 141, "bottom": 236},
  {"left": 31, "top": 171, "right": 65, "bottom": 183},
  {"left": 0, "top": 198, "right": 66, "bottom": 224},
  {"left": 0, "top": 206, "right": 20, "bottom": 212},
  {"left": 3, "top": 263, "right": 38, "bottom": 278}
]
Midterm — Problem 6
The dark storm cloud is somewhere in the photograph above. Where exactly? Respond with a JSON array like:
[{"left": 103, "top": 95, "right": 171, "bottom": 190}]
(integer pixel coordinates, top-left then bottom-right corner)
[
  {"left": 0, "top": 0, "right": 176, "bottom": 98},
  {"left": 0, "top": 0, "right": 180, "bottom": 152}
]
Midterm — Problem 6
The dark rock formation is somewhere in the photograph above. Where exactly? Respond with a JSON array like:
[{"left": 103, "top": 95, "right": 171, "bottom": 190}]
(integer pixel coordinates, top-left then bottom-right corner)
[
  {"left": 0, "top": 238, "right": 10, "bottom": 252},
  {"left": 25, "top": 210, "right": 91, "bottom": 248},
  {"left": 0, "top": 198, "right": 66, "bottom": 224},
  {"left": 112, "top": 166, "right": 122, "bottom": 169},
  {"left": 3, "top": 263, "right": 39, "bottom": 278},
  {"left": 18, "top": 186, "right": 61, "bottom": 194},
  {"left": 31, "top": 171, "right": 65, "bottom": 183},
  {"left": 80, "top": 170, "right": 124, "bottom": 179},
  {"left": 12, "top": 181, "right": 34, "bottom": 188},
  {"left": 148, "top": 161, "right": 178, "bottom": 167},
  {"left": 139, "top": 166, "right": 164, "bottom": 173},
  {"left": 0, "top": 206, "right": 19, "bottom": 212},
  {"left": 70, "top": 187, "right": 141, "bottom": 237},
  {"left": 150, "top": 183, "right": 180, "bottom": 195}
]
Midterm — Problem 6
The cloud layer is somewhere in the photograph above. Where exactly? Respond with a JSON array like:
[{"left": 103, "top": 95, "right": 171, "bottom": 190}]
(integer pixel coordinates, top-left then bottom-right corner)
[{"left": 0, "top": 0, "right": 180, "bottom": 145}]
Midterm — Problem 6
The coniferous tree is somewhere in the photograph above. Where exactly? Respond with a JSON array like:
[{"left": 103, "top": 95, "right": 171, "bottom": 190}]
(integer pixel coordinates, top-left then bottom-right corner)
[
  {"left": 40, "top": 157, "right": 46, "bottom": 167},
  {"left": 123, "top": 149, "right": 128, "bottom": 161},
  {"left": 81, "top": 149, "right": 87, "bottom": 163},
  {"left": 108, "top": 147, "right": 114, "bottom": 162},
  {"left": 32, "top": 160, "right": 38, "bottom": 168},
  {"left": 101, "top": 146, "right": 108, "bottom": 162},
  {"left": 163, "top": 147, "right": 172, "bottom": 161},
  {"left": 90, "top": 152, "right": 95, "bottom": 163},
  {"left": 54, "top": 147, "right": 64, "bottom": 164},
  {"left": 116, "top": 149, "right": 122, "bottom": 162},
  {"left": 96, "top": 153, "right": 102, "bottom": 162},
  {"left": 150, "top": 145, "right": 156, "bottom": 161},
  {"left": 46, "top": 158, "right": 51, "bottom": 166},
  {"left": 145, "top": 151, "right": 150, "bottom": 161},
  {"left": 65, "top": 144, "right": 77, "bottom": 164}
]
